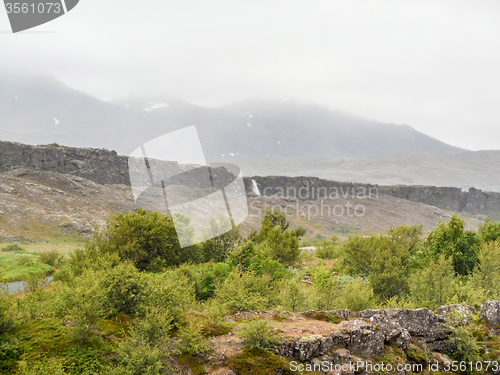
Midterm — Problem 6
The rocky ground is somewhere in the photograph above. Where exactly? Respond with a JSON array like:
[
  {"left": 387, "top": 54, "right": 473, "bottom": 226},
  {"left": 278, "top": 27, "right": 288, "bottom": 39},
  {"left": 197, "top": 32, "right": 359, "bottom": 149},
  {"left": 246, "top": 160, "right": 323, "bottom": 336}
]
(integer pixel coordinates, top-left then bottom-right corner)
[
  {"left": 0, "top": 170, "right": 481, "bottom": 243},
  {"left": 0, "top": 170, "right": 134, "bottom": 243},
  {"left": 186, "top": 302, "right": 500, "bottom": 375}
]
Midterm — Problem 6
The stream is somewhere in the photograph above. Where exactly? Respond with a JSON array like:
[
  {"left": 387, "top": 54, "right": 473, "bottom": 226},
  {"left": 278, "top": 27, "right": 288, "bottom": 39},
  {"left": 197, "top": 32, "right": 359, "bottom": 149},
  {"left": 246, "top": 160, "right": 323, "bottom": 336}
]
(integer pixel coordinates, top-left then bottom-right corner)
[{"left": 0, "top": 275, "right": 54, "bottom": 294}]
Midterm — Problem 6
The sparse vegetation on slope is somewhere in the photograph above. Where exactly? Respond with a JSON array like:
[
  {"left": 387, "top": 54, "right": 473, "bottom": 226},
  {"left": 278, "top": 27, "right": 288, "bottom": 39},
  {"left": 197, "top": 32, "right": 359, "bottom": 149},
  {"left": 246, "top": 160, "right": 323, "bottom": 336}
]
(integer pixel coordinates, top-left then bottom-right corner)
[{"left": 1, "top": 210, "right": 500, "bottom": 374}]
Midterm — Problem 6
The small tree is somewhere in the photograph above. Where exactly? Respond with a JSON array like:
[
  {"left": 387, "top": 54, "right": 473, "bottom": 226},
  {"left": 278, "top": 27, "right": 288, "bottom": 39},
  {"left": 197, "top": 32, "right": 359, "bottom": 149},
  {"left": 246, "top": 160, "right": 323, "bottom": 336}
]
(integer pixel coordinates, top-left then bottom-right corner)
[
  {"left": 409, "top": 255, "right": 458, "bottom": 310},
  {"left": 91, "top": 209, "right": 198, "bottom": 271},
  {"left": 470, "top": 241, "right": 500, "bottom": 299},
  {"left": 426, "top": 214, "right": 480, "bottom": 276},
  {"left": 280, "top": 277, "right": 307, "bottom": 312},
  {"left": 343, "top": 225, "right": 422, "bottom": 300},
  {"left": 252, "top": 210, "right": 305, "bottom": 266},
  {"left": 178, "top": 323, "right": 209, "bottom": 356},
  {"left": 201, "top": 215, "right": 241, "bottom": 263},
  {"left": 111, "top": 307, "right": 176, "bottom": 375},
  {"left": 478, "top": 218, "right": 500, "bottom": 243}
]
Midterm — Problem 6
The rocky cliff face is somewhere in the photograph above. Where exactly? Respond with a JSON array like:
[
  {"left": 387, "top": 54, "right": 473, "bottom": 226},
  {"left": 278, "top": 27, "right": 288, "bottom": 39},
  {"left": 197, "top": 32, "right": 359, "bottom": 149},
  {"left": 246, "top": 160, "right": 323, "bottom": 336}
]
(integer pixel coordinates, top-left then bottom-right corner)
[
  {"left": 0, "top": 140, "right": 130, "bottom": 185},
  {"left": 212, "top": 302, "right": 500, "bottom": 375},
  {"left": 0, "top": 140, "right": 236, "bottom": 189},
  {"left": 249, "top": 175, "right": 500, "bottom": 216},
  {"left": 272, "top": 302, "right": 500, "bottom": 375},
  {"left": 2, "top": 140, "right": 500, "bottom": 217}
]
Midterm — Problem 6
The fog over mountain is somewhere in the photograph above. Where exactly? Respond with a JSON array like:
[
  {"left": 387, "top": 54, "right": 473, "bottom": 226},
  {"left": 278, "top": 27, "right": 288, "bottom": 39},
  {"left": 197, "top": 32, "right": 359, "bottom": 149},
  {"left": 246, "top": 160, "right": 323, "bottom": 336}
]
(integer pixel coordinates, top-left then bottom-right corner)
[
  {"left": 0, "top": 74, "right": 463, "bottom": 162},
  {"left": 5, "top": 73, "right": 500, "bottom": 193}
]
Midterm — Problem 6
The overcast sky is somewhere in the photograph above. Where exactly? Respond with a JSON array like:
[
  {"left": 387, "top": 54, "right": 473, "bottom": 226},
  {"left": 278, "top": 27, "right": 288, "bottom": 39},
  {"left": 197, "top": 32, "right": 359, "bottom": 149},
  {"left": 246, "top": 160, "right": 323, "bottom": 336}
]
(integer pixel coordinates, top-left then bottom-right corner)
[{"left": 1, "top": 0, "right": 499, "bottom": 151}]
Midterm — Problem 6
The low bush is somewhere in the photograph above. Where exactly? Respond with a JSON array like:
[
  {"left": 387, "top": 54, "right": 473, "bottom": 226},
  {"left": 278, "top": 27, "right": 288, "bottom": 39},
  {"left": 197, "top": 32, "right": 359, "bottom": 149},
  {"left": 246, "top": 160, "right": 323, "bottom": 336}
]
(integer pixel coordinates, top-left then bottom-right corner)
[
  {"left": 315, "top": 236, "right": 339, "bottom": 260},
  {"left": 16, "top": 255, "right": 34, "bottom": 266},
  {"left": 1, "top": 244, "right": 24, "bottom": 252},
  {"left": 228, "top": 349, "right": 295, "bottom": 375},
  {"left": 446, "top": 310, "right": 481, "bottom": 362},
  {"left": 110, "top": 306, "right": 176, "bottom": 375},
  {"left": 178, "top": 323, "right": 209, "bottom": 356},
  {"left": 39, "top": 250, "right": 64, "bottom": 267},
  {"left": 214, "top": 271, "right": 272, "bottom": 312},
  {"left": 240, "top": 319, "right": 283, "bottom": 351},
  {"left": 0, "top": 291, "right": 15, "bottom": 334}
]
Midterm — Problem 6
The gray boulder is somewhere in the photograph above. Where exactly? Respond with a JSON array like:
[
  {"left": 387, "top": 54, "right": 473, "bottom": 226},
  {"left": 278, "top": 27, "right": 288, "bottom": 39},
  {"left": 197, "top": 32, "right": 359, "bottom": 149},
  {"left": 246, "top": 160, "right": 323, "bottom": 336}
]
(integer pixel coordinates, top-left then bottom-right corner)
[
  {"left": 480, "top": 300, "right": 500, "bottom": 327},
  {"left": 436, "top": 304, "right": 476, "bottom": 324}
]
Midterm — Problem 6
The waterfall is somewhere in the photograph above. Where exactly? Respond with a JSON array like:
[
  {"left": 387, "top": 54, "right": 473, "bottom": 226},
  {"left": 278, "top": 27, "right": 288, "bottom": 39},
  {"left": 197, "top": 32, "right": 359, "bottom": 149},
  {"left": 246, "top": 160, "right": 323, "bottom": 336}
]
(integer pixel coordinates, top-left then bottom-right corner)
[{"left": 251, "top": 179, "right": 261, "bottom": 196}]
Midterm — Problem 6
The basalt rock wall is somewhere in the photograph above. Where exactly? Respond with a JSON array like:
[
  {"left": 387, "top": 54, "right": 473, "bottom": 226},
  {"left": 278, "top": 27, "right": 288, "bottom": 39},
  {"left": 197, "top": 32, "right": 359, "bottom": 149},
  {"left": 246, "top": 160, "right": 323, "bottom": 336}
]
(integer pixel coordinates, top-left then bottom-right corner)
[
  {"left": 3, "top": 141, "right": 500, "bottom": 216},
  {"left": 248, "top": 175, "right": 500, "bottom": 216}
]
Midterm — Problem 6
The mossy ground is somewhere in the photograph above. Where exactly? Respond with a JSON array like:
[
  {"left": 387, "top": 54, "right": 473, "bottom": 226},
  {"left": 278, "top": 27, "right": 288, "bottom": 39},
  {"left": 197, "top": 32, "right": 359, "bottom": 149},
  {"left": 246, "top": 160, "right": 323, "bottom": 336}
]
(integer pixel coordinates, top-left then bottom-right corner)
[
  {"left": 228, "top": 348, "right": 321, "bottom": 375},
  {"left": 0, "top": 317, "right": 119, "bottom": 374},
  {"left": 0, "top": 247, "right": 54, "bottom": 282}
]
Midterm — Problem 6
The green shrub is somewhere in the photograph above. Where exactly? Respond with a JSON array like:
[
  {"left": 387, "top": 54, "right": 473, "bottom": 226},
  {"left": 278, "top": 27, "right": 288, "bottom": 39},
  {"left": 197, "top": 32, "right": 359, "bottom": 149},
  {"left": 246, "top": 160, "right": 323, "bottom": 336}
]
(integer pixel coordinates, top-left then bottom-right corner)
[
  {"left": 280, "top": 277, "right": 308, "bottom": 312},
  {"left": 39, "top": 250, "right": 63, "bottom": 267},
  {"left": 110, "top": 306, "right": 176, "bottom": 375},
  {"left": 178, "top": 323, "right": 209, "bottom": 356},
  {"left": 24, "top": 275, "right": 46, "bottom": 293},
  {"left": 228, "top": 349, "right": 294, "bottom": 375},
  {"left": 1, "top": 244, "right": 24, "bottom": 252},
  {"left": 311, "top": 266, "right": 375, "bottom": 311},
  {"left": 240, "top": 319, "right": 283, "bottom": 351},
  {"left": 0, "top": 291, "right": 15, "bottom": 334},
  {"left": 140, "top": 270, "right": 195, "bottom": 329},
  {"left": 251, "top": 211, "right": 305, "bottom": 266},
  {"left": 446, "top": 311, "right": 481, "bottom": 362},
  {"left": 343, "top": 225, "right": 422, "bottom": 300},
  {"left": 201, "top": 215, "right": 241, "bottom": 263},
  {"left": 131, "top": 305, "right": 173, "bottom": 345},
  {"left": 110, "top": 336, "right": 166, "bottom": 375},
  {"left": 100, "top": 263, "right": 144, "bottom": 316},
  {"left": 312, "top": 266, "right": 343, "bottom": 310},
  {"left": 67, "top": 246, "right": 120, "bottom": 276},
  {"left": 470, "top": 241, "right": 500, "bottom": 299},
  {"left": 91, "top": 209, "right": 198, "bottom": 271},
  {"left": 16, "top": 255, "right": 34, "bottom": 266},
  {"left": 15, "top": 359, "right": 67, "bottom": 375},
  {"left": 478, "top": 218, "right": 500, "bottom": 243},
  {"left": 315, "top": 236, "right": 339, "bottom": 260},
  {"left": 62, "top": 269, "right": 106, "bottom": 342},
  {"left": 408, "top": 255, "right": 458, "bottom": 310},
  {"left": 215, "top": 271, "right": 272, "bottom": 312},
  {"left": 426, "top": 214, "right": 480, "bottom": 276},
  {"left": 174, "top": 262, "right": 232, "bottom": 302},
  {"left": 340, "top": 278, "right": 375, "bottom": 311}
]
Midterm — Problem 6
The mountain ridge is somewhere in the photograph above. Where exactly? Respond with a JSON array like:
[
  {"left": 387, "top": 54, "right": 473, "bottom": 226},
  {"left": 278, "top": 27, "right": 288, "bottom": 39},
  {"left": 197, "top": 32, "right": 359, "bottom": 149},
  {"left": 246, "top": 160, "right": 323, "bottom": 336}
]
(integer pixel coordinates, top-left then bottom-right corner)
[{"left": 0, "top": 74, "right": 464, "bottom": 159}]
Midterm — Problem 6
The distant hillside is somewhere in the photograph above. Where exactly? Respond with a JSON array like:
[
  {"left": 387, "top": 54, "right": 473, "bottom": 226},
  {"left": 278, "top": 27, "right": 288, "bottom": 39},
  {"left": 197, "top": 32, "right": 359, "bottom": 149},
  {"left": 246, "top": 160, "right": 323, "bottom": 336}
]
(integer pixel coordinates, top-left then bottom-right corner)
[
  {"left": 1, "top": 141, "right": 499, "bottom": 219},
  {"left": 0, "top": 74, "right": 463, "bottom": 160},
  {"left": 235, "top": 149, "right": 500, "bottom": 193},
  {"left": 0, "top": 169, "right": 480, "bottom": 244}
]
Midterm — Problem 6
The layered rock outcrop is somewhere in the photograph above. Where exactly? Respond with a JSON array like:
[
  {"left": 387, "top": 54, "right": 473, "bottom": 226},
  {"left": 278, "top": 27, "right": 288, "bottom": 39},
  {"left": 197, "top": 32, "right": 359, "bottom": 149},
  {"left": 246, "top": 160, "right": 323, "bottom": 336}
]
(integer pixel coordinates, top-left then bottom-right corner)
[
  {"left": 249, "top": 175, "right": 500, "bottom": 216},
  {"left": 275, "top": 302, "right": 500, "bottom": 373},
  {"left": 3, "top": 140, "right": 500, "bottom": 216},
  {"left": 279, "top": 307, "right": 448, "bottom": 362}
]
